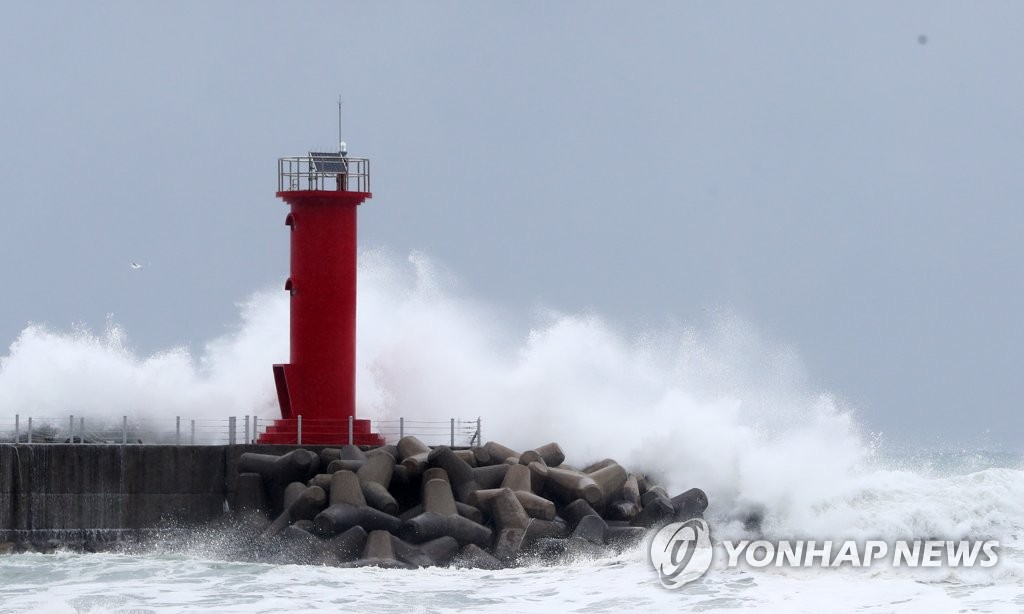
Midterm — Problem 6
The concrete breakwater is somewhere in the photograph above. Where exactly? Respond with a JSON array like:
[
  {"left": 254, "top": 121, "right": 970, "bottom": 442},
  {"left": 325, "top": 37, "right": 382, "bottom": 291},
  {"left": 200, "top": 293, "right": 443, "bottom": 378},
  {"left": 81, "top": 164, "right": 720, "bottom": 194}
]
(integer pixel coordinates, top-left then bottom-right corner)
[
  {"left": 0, "top": 440, "right": 707, "bottom": 567},
  {"left": 233, "top": 438, "right": 708, "bottom": 568},
  {"left": 0, "top": 443, "right": 323, "bottom": 550}
]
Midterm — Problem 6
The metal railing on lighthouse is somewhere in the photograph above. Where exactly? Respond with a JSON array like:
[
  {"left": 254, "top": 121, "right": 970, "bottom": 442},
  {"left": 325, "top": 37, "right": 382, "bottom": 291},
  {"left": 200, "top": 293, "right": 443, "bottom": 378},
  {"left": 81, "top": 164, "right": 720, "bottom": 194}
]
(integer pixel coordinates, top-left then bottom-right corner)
[{"left": 278, "top": 154, "right": 370, "bottom": 193}]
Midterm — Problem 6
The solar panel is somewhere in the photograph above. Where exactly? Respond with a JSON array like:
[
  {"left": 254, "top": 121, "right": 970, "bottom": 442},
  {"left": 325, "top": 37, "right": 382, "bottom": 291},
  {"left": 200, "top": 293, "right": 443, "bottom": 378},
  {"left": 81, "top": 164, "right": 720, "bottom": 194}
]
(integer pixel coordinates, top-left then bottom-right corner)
[{"left": 309, "top": 152, "right": 348, "bottom": 174}]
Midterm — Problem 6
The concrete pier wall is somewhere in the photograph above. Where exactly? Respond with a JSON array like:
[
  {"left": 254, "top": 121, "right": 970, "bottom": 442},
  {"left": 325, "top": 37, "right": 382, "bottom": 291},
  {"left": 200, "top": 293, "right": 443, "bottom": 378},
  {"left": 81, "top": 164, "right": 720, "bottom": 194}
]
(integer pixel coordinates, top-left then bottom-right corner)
[{"left": 0, "top": 444, "right": 294, "bottom": 543}]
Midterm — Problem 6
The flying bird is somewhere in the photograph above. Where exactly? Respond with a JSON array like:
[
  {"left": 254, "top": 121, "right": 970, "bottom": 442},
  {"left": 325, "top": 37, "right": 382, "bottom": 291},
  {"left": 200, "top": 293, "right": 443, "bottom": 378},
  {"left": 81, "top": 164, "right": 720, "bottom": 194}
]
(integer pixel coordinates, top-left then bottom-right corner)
[{"left": 130, "top": 262, "right": 143, "bottom": 270}]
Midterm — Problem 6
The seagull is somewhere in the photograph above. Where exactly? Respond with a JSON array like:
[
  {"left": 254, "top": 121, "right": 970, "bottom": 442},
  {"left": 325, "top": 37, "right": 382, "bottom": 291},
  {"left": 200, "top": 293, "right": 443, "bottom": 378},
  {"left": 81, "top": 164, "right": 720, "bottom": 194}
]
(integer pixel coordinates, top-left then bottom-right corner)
[{"left": 130, "top": 262, "right": 143, "bottom": 270}]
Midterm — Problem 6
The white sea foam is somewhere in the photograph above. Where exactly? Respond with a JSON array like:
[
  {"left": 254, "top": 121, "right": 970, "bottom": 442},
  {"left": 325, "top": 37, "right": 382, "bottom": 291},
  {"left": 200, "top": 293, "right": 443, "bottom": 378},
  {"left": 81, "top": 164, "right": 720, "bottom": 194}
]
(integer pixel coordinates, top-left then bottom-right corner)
[{"left": 0, "top": 548, "right": 1020, "bottom": 614}]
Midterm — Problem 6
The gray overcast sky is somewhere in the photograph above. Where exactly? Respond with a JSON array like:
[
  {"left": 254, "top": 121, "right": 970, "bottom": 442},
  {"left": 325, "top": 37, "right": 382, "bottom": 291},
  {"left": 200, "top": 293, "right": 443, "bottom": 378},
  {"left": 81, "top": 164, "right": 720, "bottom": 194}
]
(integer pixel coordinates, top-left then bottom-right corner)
[{"left": 1, "top": 2, "right": 1021, "bottom": 446}]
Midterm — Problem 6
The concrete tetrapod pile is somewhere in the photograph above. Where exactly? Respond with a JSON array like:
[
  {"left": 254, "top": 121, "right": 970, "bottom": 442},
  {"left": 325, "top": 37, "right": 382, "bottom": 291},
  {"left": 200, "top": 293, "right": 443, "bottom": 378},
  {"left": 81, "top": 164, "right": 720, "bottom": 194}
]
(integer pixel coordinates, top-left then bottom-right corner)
[{"left": 233, "top": 438, "right": 707, "bottom": 568}]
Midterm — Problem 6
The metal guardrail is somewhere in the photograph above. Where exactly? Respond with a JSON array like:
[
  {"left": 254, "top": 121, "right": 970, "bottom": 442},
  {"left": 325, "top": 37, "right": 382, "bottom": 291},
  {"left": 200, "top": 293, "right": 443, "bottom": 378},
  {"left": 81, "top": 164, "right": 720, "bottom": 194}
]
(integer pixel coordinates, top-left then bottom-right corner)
[
  {"left": 278, "top": 156, "right": 370, "bottom": 193},
  {"left": 0, "top": 414, "right": 480, "bottom": 447},
  {"left": 376, "top": 418, "right": 482, "bottom": 447}
]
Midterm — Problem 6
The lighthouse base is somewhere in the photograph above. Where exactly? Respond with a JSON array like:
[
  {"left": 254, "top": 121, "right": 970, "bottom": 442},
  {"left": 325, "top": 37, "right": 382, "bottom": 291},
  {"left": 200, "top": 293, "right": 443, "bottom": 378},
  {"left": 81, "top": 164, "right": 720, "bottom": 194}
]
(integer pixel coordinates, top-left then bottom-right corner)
[{"left": 257, "top": 418, "right": 385, "bottom": 446}]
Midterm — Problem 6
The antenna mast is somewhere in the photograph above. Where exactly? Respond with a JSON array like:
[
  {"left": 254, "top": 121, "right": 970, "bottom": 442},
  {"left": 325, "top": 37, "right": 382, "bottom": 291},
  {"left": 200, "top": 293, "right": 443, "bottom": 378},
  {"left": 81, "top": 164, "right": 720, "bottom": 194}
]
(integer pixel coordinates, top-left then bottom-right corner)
[{"left": 337, "top": 96, "right": 343, "bottom": 148}]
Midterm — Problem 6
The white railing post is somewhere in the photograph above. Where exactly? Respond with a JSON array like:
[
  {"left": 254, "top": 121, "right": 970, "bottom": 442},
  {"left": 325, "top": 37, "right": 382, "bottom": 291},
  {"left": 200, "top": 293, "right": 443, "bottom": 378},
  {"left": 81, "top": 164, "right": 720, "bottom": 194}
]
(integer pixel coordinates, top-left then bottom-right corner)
[
  {"left": 297, "top": 415, "right": 302, "bottom": 446},
  {"left": 229, "top": 417, "right": 237, "bottom": 445},
  {"left": 253, "top": 415, "right": 258, "bottom": 444},
  {"left": 14, "top": 414, "right": 19, "bottom": 443},
  {"left": 450, "top": 418, "right": 455, "bottom": 447},
  {"left": 122, "top": 416, "right": 128, "bottom": 445},
  {"left": 69, "top": 415, "right": 75, "bottom": 444},
  {"left": 399, "top": 417, "right": 404, "bottom": 439},
  {"left": 244, "top": 415, "right": 250, "bottom": 445},
  {"left": 477, "top": 417, "right": 481, "bottom": 446},
  {"left": 80, "top": 417, "right": 85, "bottom": 442},
  {"left": 190, "top": 420, "right": 196, "bottom": 445},
  {"left": 348, "top": 415, "right": 354, "bottom": 446},
  {"left": 27, "top": 417, "right": 32, "bottom": 444},
  {"left": 176, "top": 417, "right": 181, "bottom": 445}
]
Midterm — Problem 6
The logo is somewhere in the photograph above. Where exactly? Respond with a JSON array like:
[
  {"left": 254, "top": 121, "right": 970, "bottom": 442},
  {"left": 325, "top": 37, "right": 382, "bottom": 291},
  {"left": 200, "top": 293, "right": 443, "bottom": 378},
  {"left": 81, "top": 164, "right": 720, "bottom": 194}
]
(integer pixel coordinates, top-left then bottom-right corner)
[
  {"left": 722, "top": 539, "right": 1000, "bottom": 569},
  {"left": 649, "top": 518, "right": 713, "bottom": 588}
]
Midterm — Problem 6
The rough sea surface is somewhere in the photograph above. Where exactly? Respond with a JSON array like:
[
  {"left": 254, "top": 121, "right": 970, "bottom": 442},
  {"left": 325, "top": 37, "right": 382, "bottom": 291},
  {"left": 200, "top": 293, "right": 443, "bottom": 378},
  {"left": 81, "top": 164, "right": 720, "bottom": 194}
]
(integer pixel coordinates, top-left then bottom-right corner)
[{"left": 2, "top": 457, "right": 1022, "bottom": 614}]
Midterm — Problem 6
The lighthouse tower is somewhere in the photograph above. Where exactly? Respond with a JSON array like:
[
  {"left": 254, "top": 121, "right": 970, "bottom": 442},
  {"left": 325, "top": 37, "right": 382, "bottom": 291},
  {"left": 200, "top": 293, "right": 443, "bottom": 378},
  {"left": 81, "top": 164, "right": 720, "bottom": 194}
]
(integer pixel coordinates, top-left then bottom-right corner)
[{"left": 258, "top": 131, "right": 384, "bottom": 445}]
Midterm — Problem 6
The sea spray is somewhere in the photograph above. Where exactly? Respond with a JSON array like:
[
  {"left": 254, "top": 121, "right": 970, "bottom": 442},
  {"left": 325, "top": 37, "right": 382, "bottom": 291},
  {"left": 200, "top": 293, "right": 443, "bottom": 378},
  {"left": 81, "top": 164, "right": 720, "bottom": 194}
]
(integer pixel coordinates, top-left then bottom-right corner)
[
  {"left": 355, "top": 251, "right": 876, "bottom": 540},
  {"left": 0, "top": 298, "right": 287, "bottom": 422},
  {"left": 1, "top": 251, "right": 1021, "bottom": 552}
]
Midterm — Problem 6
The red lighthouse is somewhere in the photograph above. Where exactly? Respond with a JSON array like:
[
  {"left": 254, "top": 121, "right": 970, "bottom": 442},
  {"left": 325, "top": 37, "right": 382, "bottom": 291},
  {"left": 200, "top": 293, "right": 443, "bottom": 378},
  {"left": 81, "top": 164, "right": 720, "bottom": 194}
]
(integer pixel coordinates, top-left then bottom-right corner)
[{"left": 258, "top": 135, "right": 384, "bottom": 445}]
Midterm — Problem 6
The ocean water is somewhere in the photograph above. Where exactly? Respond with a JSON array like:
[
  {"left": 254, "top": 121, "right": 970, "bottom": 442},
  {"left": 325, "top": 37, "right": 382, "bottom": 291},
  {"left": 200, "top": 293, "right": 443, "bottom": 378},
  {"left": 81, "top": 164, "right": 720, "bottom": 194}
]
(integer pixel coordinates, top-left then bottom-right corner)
[
  {"left": 1, "top": 454, "right": 1021, "bottom": 613},
  {"left": 1, "top": 503, "right": 1021, "bottom": 614},
  {"left": 1, "top": 252, "right": 1022, "bottom": 612}
]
